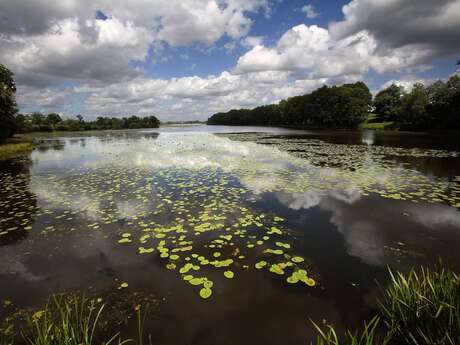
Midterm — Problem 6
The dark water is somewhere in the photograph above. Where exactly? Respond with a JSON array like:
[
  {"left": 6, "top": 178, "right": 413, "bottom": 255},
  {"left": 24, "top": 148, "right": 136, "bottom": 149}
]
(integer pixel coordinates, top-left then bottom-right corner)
[{"left": 1, "top": 126, "right": 460, "bottom": 344}]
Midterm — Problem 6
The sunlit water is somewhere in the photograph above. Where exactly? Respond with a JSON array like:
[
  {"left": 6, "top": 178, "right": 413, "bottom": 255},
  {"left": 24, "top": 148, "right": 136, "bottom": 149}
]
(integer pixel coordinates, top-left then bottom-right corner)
[{"left": 1, "top": 125, "right": 460, "bottom": 344}]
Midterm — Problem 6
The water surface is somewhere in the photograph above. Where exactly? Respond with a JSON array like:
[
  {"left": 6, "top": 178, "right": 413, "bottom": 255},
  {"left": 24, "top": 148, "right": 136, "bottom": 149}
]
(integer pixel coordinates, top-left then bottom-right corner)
[{"left": 1, "top": 126, "right": 460, "bottom": 344}]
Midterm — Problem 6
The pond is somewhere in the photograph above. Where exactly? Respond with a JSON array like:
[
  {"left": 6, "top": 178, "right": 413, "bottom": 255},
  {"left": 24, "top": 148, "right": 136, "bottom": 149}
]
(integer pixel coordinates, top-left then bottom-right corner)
[{"left": 1, "top": 125, "right": 460, "bottom": 344}]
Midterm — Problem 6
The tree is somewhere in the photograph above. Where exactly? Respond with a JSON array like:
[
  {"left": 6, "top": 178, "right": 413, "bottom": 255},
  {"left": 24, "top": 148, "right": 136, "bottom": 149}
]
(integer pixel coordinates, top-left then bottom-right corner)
[
  {"left": 0, "top": 64, "right": 18, "bottom": 141},
  {"left": 46, "top": 112, "right": 62, "bottom": 129},
  {"left": 207, "top": 82, "right": 370, "bottom": 129},
  {"left": 373, "top": 84, "right": 404, "bottom": 121},
  {"left": 397, "top": 83, "right": 429, "bottom": 128}
]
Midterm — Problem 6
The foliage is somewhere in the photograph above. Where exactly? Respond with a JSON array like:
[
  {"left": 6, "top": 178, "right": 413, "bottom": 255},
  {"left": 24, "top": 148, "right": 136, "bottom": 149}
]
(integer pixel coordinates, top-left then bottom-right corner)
[
  {"left": 209, "top": 75, "right": 460, "bottom": 131},
  {"left": 380, "top": 266, "right": 460, "bottom": 345},
  {"left": 0, "top": 64, "right": 18, "bottom": 142},
  {"left": 0, "top": 294, "right": 152, "bottom": 345},
  {"left": 14, "top": 114, "right": 160, "bottom": 133},
  {"left": 310, "top": 265, "right": 460, "bottom": 345},
  {"left": 23, "top": 295, "right": 118, "bottom": 345},
  {"left": 207, "top": 82, "right": 372, "bottom": 129},
  {"left": 374, "top": 84, "right": 404, "bottom": 121},
  {"left": 1, "top": 64, "right": 160, "bottom": 135},
  {"left": 375, "top": 75, "right": 460, "bottom": 130},
  {"left": 310, "top": 317, "right": 387, "bottom": 345}
]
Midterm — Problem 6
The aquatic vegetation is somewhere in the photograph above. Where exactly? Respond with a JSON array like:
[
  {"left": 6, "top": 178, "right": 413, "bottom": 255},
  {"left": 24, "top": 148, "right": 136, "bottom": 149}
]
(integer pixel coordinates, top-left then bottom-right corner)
[
  {"left": 310, "top": 265, "right": 460, "bottom": 345},
  {"left": 221, "top": 133, "right": 460, "bottom": 209},
  {"left": 199, "top": 287, "right": 212, "bottom": 299},
  {"left": 1, "top": 294, "right": 154, "bottom": 345},
  {"left": 22, "top": 294, "right": 129, "bottom": 345},
  {"left": 379, "top": 266, "right": 460, "bottom": 345},
  {"left": 119, "top": 282, "right": 129, "bottom": 289},
  {"left": 1, "top": 132, "right": 459, "bottom": 303},
  {"left": 310, "top": 316, "right": 385, "bottom": 345},
  {"left": 224, "top": 270, "right": 234, "bottom": 279}
]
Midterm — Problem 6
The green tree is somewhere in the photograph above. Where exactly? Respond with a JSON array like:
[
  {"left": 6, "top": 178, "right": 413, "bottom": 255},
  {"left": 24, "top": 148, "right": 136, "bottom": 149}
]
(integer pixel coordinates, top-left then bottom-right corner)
[
  {"left": 373, "top": 84, "right": 404, "bottom": 121},
  {"left": 397, "top": 83, "right": 429, "bottom": 127},
  {"left": 208, "top": 82, "right": 371, "bottom": 129},
  {"left": 46, "top": 112, "right": 62, "bottom": 129},
  {"left": 0, "top": 64, "right": 18, "bottom": 142}
]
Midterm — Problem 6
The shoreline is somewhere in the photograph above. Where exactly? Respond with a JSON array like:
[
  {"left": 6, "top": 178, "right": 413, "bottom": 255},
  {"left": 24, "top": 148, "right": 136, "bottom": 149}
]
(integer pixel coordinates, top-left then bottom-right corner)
[{"left": 0, "top": 137, "right": 36, "bottom": 159}]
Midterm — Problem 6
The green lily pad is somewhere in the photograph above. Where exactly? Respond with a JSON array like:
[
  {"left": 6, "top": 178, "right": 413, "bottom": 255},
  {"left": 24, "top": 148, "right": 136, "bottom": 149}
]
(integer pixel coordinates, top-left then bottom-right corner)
[
  {"left": 224, "top": 271, "right": 234, "bottom": 279},
  {"left": 199, "top": 287, "right": 212, "bottom": 299}
]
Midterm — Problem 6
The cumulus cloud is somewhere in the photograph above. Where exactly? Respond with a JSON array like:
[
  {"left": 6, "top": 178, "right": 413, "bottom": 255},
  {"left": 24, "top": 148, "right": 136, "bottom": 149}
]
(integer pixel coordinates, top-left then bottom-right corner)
[
  {"left": 378, "top": 76, "right": 435, "bottom": 93},
  {"left": 1, "top": 0, "right": 459, "bottom": 120},
  {"left": 69, "top": 71, "right": 328, "bottom": 120},
  {"left": 235, "top": 24, "right": 378, "bottom": 77},
  {"left": 330, "top": 0, "right": 460, "bottom": 56},
  {"left": 1, "top": 17, "right": 150, "bottom": 87},
  {"left": 235, "top": 21, "right": 449, "bottom": 78},
  {"left": 0, "top": 0, "right": 270, "bottom": 87}
]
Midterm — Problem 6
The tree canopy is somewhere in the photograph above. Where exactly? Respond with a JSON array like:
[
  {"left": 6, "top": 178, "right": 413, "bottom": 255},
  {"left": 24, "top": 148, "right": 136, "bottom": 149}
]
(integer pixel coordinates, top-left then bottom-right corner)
[
  {"left": 208, "top": 82, "right": 372, "bottom": 129},
  {"left": 376, "top": 75, "right": 460, "bottom": 130},
  {"left": 0, "top": 64, "right": 18, "bottom": 142},
  {"left": 208, "top": 76, "right": 460, "bottom": 131},
  {"left": 14, "top": 113, "right": 161, "bottom": 133}
]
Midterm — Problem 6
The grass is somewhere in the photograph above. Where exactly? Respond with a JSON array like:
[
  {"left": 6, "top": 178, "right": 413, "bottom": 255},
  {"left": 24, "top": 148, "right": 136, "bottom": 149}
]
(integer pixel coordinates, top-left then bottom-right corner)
[
  {"left": 0, "top": 138, "right": 35, "bottom": 159},
  {"left": 360, "top": 114, "right": 395, "bottom": 130},
  {"left": 1, "top": 294, "right": 151, "bottom": 345},
  {"left": 310, "top": 265, "right": 460, "bottom": 345},
  {"left": 380, "top": 267, "right": 460, "bottom": 345},
  {"left": 310, "top": 317, "right": 389, "bottom": 345},
  {"left": 360, "top": 122, "right": 395, "bottom": 130}
]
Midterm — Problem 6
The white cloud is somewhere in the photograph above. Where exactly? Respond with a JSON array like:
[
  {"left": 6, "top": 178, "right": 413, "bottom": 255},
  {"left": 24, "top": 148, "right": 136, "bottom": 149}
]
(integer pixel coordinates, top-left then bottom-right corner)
[
  {"left": 0, "top": 0, "right": 271, "bottom": 88},
  {"left": 378, "top": 76, "right": 435, "bottom": 93},
  {"left": 66, "top": 70, "right": 327, "bottom": 120},
  {"left": 235, "top": 25, "right": 376, "bottom": 78},
  {"left": 301, "top": 4, "right": 319, "bottom": 19},
  {"left": 1, "top": 17, "right": 151, "bottom": 87},
  {"left": 241, "top": 36, "right": 265, "bottom": 48},
  {"left": 330, "top": 0, "right": 460, "bottom": 60},
  {"left": 1, "top": 0, "right": 459, "bottom": 120}
]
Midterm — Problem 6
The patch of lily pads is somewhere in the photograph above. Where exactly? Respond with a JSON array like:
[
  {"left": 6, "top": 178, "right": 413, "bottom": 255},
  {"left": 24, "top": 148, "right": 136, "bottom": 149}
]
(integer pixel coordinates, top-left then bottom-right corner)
[{"left": 1, "top": 132, "right": 459, "bottom": 300}]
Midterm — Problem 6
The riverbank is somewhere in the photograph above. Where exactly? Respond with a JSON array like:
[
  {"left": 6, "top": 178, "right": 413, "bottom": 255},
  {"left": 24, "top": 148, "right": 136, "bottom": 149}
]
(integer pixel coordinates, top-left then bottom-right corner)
[{"left": 0, "top": 138, "right": 35, "bottom": 159}]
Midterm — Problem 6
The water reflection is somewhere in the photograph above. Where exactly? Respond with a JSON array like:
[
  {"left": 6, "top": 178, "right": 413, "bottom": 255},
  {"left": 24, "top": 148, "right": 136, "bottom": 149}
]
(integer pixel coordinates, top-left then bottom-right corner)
[{"left": 0, "top": 127, "right": 460, "bottom": 345}]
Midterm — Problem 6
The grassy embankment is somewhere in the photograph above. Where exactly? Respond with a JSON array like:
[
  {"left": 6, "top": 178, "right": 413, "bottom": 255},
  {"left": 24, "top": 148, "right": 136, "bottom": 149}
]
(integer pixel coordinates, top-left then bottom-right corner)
[
  {"left": 360, "top": 114, "right": 395, "bottom": 130},
  {"left": 0, "top": 137, "right": 35, "bottom": 159}
]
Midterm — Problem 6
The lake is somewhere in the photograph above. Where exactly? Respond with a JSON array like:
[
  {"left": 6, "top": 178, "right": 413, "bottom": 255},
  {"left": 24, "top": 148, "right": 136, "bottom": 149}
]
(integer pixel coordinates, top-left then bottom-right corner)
[{"left": 1, "top": 125, "right": 460, "bottom": 344}]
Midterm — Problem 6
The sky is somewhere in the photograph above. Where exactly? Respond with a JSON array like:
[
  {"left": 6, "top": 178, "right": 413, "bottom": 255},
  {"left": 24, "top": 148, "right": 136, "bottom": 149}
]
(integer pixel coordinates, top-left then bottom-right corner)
[{"left": 1, "top": 0, "right": 459, "bottom": 121}]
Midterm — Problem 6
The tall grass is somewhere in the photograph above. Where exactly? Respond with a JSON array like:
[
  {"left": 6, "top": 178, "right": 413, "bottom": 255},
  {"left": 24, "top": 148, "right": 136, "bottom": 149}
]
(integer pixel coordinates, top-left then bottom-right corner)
[
  {"left": 0, "top": 294, "right": 152, "bottom": 345},
  {"left": 22, "top": 295, "right": 131, "bottom": 345},
  {"left": 310, "top": 265, "right": 460, "bottom": 345},
  {"left": 310, "top": 316, "right": 389, "bottom": 345},
  {"left": 380, "top": 267, "right": 460, "bottom": 345}
]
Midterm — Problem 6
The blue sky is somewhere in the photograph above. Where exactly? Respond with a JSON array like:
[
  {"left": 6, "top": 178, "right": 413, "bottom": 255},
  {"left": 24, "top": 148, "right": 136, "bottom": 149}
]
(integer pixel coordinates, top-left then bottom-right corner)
[{"left": 1, "top": 0, "right": 459, "bottom": 120}]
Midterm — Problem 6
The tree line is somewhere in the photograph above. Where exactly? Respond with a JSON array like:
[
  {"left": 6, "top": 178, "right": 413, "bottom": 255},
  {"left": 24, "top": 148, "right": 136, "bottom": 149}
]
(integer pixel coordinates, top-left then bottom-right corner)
[
  {"left": 373, "top": 76, "right": 460, "bottom": 130},
  {"left": 208, "top": 76, "right": 460, "bottom": 130},
  {"left": 0, "top": 64, "right": 160, "bottom": 143},
  {"left": 14, "top": 113, "right": 160, "bottom": 133}
]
